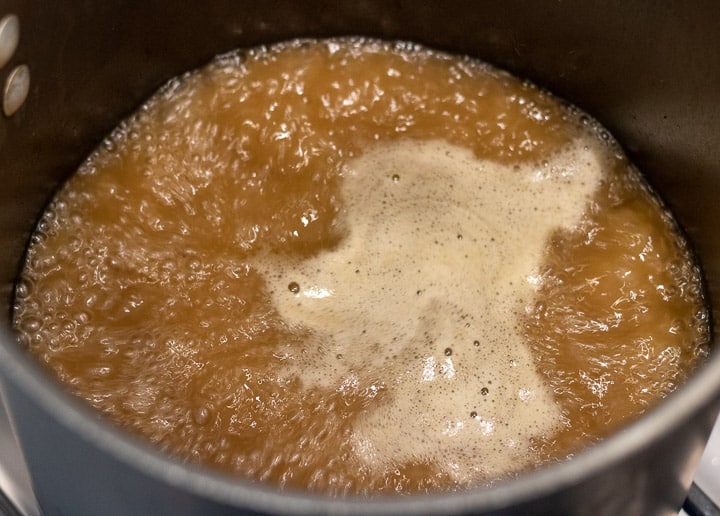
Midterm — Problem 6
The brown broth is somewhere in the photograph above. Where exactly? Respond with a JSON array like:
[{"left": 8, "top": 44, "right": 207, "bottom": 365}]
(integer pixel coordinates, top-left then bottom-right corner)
[{"left": 12, "top": 39, "right": 709, "bottom": 496}]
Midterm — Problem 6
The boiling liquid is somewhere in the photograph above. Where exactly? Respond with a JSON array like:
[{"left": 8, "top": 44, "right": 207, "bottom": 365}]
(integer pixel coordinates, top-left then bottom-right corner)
[{"left": 13, "top": 39, "right": 709, "bottom": 495}]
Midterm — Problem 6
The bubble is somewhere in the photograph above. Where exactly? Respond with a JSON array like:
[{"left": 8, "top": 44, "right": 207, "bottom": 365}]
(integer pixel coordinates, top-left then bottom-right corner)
[
  {"left": 19, "top": 316, "right": 41, "bottom": 333},
  {"left": 288, "top": 281, "right": 300, "bottom": 294},
  {"left": 391, "top": 174, "right": 400, "bottom": 183},
  {"left": 481, "top": 387, "right": 489, "bottom": 396},
  {"left": 444, "top": 348, "right": 452, "bottom": 356},
  {"left": 193, "top": 406, "right": 211, "bottom": 425},
  {"left": 14, "top": 279, "right": 29, "bottom": 299}
]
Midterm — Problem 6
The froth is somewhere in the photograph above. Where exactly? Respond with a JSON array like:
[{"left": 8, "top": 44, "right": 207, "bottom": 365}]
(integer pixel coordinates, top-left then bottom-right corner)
[{"left": 258, "top": 138, "right": 604, "bottom": 481}]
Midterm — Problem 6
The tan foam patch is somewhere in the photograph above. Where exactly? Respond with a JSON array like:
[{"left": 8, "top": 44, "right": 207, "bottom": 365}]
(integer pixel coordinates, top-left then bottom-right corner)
[{"left": 258, "top": 138, "right": 604, "bottom": 480}]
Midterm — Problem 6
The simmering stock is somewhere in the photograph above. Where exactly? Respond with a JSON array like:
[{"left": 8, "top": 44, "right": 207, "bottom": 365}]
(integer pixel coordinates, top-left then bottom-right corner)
[{"left": 13, "top": 39, "right": 709, "bottom": 495}]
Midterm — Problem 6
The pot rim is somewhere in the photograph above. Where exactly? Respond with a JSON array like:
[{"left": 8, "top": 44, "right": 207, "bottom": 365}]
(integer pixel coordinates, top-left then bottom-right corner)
[{"left": 1, "top": 324, "right": 719, "bottom": 514}]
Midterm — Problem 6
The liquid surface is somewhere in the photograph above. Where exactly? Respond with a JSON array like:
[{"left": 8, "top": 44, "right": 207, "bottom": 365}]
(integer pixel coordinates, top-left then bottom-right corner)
[{"left": 13, "top": 39, "right": 709, "bottom": 495}]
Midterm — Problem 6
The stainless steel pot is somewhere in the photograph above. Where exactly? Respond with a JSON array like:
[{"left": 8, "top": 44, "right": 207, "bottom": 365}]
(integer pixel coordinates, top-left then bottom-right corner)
[{"left": 0, "top": 1, "right": 718, "bottom": 515}]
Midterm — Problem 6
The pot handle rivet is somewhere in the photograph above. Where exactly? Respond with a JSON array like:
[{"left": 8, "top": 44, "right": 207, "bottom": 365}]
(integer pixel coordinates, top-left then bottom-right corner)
[
  {"left": 3, "top": 63, "right": 29, "bottom": 117},
  {"left": 0, "top": 14, "right": 19, "bottom": 70}
]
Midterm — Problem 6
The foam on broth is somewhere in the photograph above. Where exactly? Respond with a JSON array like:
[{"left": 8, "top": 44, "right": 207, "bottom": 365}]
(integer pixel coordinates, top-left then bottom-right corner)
[
  {"left": 12, "top": 38, "right": 709, "bottom": 495},
  {"left": 259, "top": 139, "right": 603, "bottom": 480}
]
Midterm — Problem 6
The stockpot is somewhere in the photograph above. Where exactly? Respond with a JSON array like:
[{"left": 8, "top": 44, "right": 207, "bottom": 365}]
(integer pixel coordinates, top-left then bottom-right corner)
[{"left": 0, "top": 1, "right": 718, "bottom": 515}]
